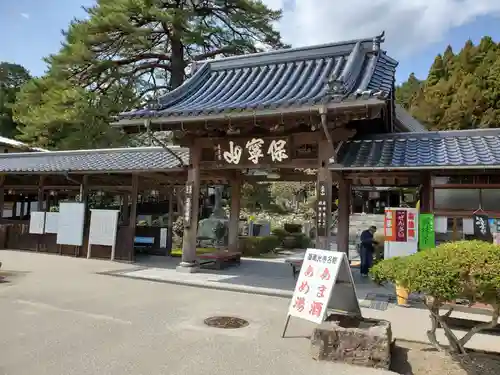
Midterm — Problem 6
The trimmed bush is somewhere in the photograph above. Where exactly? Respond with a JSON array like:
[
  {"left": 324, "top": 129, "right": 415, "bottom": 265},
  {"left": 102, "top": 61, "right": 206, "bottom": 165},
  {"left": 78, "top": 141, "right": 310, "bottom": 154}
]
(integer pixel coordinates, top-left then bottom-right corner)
[
  {"left": 284, "top": 223, "right": 302, "bottom": 233},
  {"left": 370, "top": 256, "right": 410, "bottom": 287},
  {"left": 271, "top": 228, "right": 288, "bottom": 242},
  {"left": 291, "top": 232, "right": 312, "bottom": 248},
  {"left": 370, "top": 240, "right": 500, "bottom": 354},
  {"left": 239, "top": 235, "right": 280, "bottom": 257}
]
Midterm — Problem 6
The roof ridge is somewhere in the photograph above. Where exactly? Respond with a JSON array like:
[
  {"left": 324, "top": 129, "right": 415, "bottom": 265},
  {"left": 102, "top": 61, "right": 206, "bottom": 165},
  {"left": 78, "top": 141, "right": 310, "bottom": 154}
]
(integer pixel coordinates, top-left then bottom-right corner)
[
  {"left": 0, "top": 146, "right": 188, "bottom": 158},
  {"left": 195, "top": 33, "right": 385, "bottom": 68}
]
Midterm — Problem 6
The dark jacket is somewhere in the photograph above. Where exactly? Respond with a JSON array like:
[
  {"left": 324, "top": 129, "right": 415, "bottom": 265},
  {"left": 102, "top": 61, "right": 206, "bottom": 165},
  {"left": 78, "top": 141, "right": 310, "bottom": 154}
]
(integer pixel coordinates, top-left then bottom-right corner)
[{"left": 360, "top": 230, "right": 375, "bottom": 252}]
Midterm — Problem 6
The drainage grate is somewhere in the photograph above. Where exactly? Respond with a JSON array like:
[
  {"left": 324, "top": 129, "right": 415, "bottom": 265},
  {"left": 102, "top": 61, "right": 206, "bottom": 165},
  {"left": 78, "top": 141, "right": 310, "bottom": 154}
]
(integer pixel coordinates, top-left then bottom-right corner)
[
  {"left": 204, "top": 316, "right": 249, "bottom": 329},
  {"left": 360, "top": 293, "right": 395, "bottom": 311}
]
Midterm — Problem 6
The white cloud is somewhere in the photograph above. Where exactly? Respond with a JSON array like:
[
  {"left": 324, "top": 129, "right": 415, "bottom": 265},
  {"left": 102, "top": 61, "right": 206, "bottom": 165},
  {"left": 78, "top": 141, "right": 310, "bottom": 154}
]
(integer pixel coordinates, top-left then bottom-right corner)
[
  {"left": 20, "top": 13, "right": 30, "bottom": 19},
  {"left": 264, "top": 0, "right": 500, "bottom": 57}
]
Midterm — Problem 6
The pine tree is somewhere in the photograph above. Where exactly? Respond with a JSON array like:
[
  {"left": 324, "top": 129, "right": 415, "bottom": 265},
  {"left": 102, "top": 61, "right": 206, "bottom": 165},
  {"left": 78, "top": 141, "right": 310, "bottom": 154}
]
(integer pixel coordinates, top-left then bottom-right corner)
[
  {"left": 426, "top": 55, "right": 445, "bottom": 86},
  {"left": 13, "top": 0, "right": 286, "bottom": 149},
  {"left": 48, "top": 0, "right": 286, "bottom": 97},
  {"left": 395, "top": 73, "right": 422, "bottom": 109},
  {"left": 397, "top": 36, "right": 500, "bottom": 131},
  {"left": 0, "top": 62, "right": 31, "bottom": 138}
]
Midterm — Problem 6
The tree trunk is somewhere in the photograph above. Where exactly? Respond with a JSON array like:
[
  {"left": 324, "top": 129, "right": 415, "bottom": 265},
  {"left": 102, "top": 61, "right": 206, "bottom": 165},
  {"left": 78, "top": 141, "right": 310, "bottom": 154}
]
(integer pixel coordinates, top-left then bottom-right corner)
[{"left": 170, "top": 37, "right": 185, "bottom": 89}]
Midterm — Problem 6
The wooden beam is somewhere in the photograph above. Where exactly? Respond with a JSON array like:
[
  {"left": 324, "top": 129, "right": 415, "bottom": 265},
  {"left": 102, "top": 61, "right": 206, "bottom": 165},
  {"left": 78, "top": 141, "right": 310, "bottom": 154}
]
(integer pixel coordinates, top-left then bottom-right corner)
[
  {"left": 0, "top": 175, "right": 5, "bottom": 219},
  {"left": 316, "top": 139, "right": 333, "bottom": 250},
  {"left": 180, "top": 144, "right": 201, "bottom": 270},
  {"left": 337, "top": 176, "right": 351, "bottom": 257},
  {"left": 37, "top": 176, "right": 45, "bottom": 211},
  {"left": 128, "top": 174, "right": 139, "bottom": 262},
  {"left": 228, "top": 172, "right": 242, "bottom": 252}
]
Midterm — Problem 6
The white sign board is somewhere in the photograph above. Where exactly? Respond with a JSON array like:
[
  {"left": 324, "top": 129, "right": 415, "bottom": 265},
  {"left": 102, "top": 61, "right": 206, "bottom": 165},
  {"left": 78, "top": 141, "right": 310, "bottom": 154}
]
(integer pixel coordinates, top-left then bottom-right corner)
[
  {"left": 57, "top": 202, "right": 86, "bottom": 246},
  {"left": 383, "top": 207, "right": 419, "bottom": 259},
  {"left": 286, "top": 249, "right": 360, "bottom": 325},
  {"left": 160, "top": 228, "right": 168, "bottom": 248},
  {"left": 88, "top": 209, "right": 120, "bottom": 260},
  {"left": 44, "top": 212, "right": 59, "bottom": 234},
  {"left": 29, "top": 211, "right": 46, "bottom": 234}
]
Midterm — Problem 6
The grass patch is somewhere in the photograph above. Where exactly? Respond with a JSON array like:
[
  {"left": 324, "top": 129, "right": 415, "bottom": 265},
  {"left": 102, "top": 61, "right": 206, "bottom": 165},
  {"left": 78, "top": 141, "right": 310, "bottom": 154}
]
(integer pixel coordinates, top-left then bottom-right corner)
[{"left": 170, "top": 248, "right": 217, "bottom": 257}]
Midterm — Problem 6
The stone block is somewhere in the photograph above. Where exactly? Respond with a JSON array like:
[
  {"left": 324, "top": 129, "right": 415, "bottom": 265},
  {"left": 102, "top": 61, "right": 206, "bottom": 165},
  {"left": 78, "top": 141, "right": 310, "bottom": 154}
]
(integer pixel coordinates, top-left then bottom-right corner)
[{"left": 310, "top": 314, "right": 392, "bottom": 370}]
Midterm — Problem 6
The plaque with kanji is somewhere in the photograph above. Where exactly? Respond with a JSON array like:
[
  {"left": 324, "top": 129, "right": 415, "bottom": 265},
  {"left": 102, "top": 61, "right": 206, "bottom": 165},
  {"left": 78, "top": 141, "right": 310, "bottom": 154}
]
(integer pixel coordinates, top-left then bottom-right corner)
[
  {"left": 215, "top": 137, "right": 290, "bottom": 165},
  {"left": 286, "top": 249, "right": 360, "bottom": 325}
]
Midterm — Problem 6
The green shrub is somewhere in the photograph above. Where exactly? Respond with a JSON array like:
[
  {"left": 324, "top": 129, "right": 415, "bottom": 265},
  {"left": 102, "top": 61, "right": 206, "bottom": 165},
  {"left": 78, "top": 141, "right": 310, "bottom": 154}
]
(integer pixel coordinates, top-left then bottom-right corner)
[
  {"left": 284, "top": 223, "right": 302, "bottom": 233},
  {"left": 370, "top": 256, "right": 410, "bottom": 287},
  {"left": 371, "top": 240, "right": 500, "bottom": 354},
  {"left": 271, "top": 228, "right": 289, "bottom": 242},
  {"left": 291, "top": 232, "right": 312, "bottom": 248},
  {"left": 239, "top": 235, "right": 280, "bottom": 257}
]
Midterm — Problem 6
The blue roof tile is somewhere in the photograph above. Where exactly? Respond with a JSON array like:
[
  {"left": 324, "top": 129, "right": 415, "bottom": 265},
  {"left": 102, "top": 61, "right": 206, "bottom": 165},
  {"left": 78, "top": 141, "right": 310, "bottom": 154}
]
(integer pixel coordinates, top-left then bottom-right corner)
[
  {"left": 334, "top": 129, "right": 500, "bottom": 170},
  {"left": 118, "top": 33, "right": 397, "bottom": 121},
  {"left": 0, "top": 147, "right": 189, "bottom": 173}
]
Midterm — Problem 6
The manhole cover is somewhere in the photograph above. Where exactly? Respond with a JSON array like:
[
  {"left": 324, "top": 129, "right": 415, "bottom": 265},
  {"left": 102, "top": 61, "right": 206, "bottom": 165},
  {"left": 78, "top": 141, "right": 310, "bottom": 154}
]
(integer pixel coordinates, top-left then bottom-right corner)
[{"left": 204, "top": 316, "right": 249, "bottom": 329}]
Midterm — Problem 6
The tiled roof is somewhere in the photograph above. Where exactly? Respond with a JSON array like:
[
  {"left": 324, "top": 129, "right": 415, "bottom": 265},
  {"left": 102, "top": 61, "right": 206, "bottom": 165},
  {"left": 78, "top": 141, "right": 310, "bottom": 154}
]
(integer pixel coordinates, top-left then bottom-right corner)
[
  {"left": 0, "top": 146, "right": 189, "bottom": 173},
  {"left": 334, "top": 129, "right": 500, "bottom": 170},
  {"left": 117, "top": 33, "right": 397, "bottom": 122}
]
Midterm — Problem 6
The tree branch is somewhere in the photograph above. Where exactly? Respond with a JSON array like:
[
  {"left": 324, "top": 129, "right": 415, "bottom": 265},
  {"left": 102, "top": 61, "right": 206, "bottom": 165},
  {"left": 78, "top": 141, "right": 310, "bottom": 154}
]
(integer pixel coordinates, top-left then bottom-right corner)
[
  {"left": 458, "top": 304, "right": 500, "bottom": 347},
  {"left": 191, "top": 46, "right": 239, "bottom": 61}
]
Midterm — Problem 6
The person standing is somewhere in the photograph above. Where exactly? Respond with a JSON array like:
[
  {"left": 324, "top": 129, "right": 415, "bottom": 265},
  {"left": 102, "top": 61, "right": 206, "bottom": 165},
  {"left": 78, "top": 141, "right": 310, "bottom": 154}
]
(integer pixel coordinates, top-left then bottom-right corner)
[{"left": 359, "top": 225, "right": 378, "bottom": 277}]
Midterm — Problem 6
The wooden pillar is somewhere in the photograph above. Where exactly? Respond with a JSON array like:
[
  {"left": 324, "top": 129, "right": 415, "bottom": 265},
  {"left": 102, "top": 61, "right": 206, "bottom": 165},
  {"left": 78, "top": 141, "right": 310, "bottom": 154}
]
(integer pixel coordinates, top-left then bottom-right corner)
[
  {"left": 37, "top": 176, "right": 45, "bottom": 211},
  {"left": 336, "top": 176, "right": 351, "bottom": 258},
  {"left": 0, "top": 175, "right": 4, "bottom": 219},
  {"left": 122, "top": 193, "right": 129, "bottom": 225},
  {"left": 178, "top": 144, "right": 201, "bottom": 272},
  {"left": 167, "top": 188, "right": 174, "bottom": 254},
  {"left": 128, "top": 174, "right": 139, "bottom": 262},
  {"left": 228, "top": 173, "right": 242, "bottom": 252},
  {"left": 420, "top": 172, "right": 432, "bottom": 213},
  {"left": 20, "top": 200, "right": 26, "bottom": 219},
  {"left": 316, "top": 139, "right": 333, "bottom": 250},
  {"left": 80, "top": 175, "right": 89, "bottom": 206}
]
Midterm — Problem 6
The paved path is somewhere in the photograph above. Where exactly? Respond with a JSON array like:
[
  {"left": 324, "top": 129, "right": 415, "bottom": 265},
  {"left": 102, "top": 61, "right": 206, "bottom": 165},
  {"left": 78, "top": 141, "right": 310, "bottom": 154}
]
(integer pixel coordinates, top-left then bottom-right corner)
[{"left": 0, "top": 251, "right": 395, "bottom": 375}]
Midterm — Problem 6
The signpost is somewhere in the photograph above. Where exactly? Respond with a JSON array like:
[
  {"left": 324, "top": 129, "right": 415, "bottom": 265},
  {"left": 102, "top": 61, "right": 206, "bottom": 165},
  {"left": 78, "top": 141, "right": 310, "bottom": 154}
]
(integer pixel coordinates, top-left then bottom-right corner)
[
  {"left": 282, "top": 248, "right": 360, "bottom": 337},
  {"left": 87, "top": 209, "right": 120, "bottom": 260}
]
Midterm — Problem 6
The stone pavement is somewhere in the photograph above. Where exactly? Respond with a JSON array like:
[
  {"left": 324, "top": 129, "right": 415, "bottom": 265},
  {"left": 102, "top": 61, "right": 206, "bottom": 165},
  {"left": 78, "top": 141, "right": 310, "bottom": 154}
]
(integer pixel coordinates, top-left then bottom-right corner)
[
  {"left": 106, "top": 254, "right": 390, "bottom": 303},
  {"left": 0, "top": 250, "right": 395, "bottom": 375}
]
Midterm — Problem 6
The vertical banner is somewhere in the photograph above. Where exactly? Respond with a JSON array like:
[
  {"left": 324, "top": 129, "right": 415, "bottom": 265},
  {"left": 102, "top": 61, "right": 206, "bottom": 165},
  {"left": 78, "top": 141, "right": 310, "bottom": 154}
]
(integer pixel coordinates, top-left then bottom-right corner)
[
  {"left": 407, "top": 210, "right": 417, "bottom": 242},
  {"left": 395, "top": 210, "right": 407, "bottom": 242},
  {"left": 419, "top": 213, "right": 435, "bottom": 250},
  {"left": 316, "top": 181, "right": 327, "bottom": 237},
  {"left": 184, "top": 182, "right": 194, "bottom": 228},
  {"left": 384, "top": 209, "right": 396, "bottom": 241},
  {"left": 473, "top": 213, "right": 492, "bottom": 242}
]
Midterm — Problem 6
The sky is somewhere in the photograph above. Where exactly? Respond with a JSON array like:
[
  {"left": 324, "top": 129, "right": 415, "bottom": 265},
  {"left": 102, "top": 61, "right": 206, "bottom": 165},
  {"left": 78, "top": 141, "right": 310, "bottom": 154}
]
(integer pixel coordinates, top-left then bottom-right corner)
[{"left": 1, "top": 0, "right": 500, "bottom": 84}]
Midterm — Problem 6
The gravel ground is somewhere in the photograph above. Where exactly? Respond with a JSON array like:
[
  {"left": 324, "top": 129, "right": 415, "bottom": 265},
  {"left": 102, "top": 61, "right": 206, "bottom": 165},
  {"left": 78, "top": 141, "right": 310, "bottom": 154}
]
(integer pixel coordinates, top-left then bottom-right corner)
[{"left": 391, "top": 340, "right": 500, "bottom": 375}]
